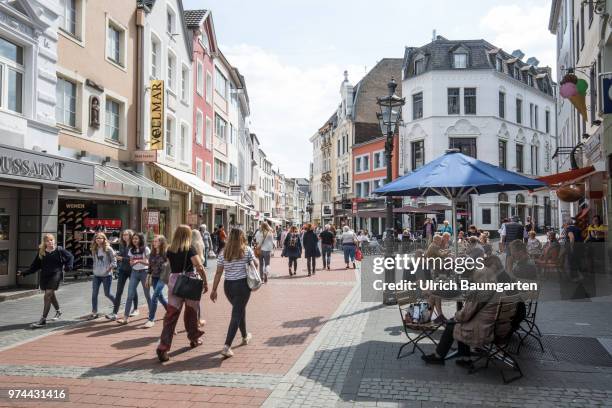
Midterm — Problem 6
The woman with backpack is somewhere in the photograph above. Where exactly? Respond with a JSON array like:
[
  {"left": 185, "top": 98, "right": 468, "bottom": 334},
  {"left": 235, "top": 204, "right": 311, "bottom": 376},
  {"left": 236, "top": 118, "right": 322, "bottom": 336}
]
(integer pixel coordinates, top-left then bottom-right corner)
[
  {"left": 106, "top": 229, "right": 138, "bottom": 321},
  {"left": 283, "top": 226, "right": 302, "bottom": 276},
  {"left": 254, "top": 222, "right": 274, "bottom": 283},
  {"left": 117, "top": 233, "right": 151, "bottom": 325},
  {"left": 210, "top": 228, "right": 256, "bottom": 358},
  {"left": 89, "top": 233, "right": 117, "bottom": 319},
  {"left": 18, "top": 234, "right": 73, "bottom": 328}
]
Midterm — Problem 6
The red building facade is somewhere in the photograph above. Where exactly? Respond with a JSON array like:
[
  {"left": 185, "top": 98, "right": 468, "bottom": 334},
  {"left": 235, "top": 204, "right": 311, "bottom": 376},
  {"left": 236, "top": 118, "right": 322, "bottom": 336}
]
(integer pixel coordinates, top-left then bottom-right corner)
[
  {"left": 351, "top": 135, "right": 399, "bottom": 237},
  {"left": 184, "top": 10, "right": 218, "bottom": 227}
]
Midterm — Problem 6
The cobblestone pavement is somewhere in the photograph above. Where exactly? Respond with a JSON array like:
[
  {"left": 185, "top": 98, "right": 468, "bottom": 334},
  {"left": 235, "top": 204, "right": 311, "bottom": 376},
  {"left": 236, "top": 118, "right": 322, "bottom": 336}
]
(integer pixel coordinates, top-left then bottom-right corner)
[
  {"left": 0, "top": 250, "right": 355, "bottom": 407},
  {"left": 3, "top": 249, "right": 612, "bottom": 407}
]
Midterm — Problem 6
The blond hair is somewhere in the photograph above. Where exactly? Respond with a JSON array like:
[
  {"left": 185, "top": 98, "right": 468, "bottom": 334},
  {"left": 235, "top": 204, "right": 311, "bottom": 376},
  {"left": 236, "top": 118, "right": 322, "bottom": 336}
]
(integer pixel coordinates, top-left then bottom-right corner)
[
  {"left": 169, "top": 225, "right": 192, "bottom": 253},
  {"left": 191, "top": 229, "right": 204, "bottom": 261},
  {"left": 223, "top": 228, "right": 247, "bottom": 262},
  {"left": 38, "top": 233, "right": 56, "bottom": 259},
  {"left": 260, "top": 222, "right": 272, "bottom": 234},
  {"left": 90, "top": 232, "right": 111, "bottom": 253},
  {"left": 151, "top": 235, "right": 168, "bottom": 257}
]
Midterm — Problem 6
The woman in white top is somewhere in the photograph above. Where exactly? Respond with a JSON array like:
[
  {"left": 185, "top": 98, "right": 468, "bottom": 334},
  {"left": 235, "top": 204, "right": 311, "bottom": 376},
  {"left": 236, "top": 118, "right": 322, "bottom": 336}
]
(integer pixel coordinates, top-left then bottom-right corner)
[
  {"left": 191, "top": 230, "right": 207, "bottom": 328},
  {"left": 118, "top": 233, "right": 151, "bottom": 325},
  {"left": 341, "top": 226, "right": 358, "bottom": 269},
  {"left": 254, "top": 222, "right": 275, "bottom": 283}
]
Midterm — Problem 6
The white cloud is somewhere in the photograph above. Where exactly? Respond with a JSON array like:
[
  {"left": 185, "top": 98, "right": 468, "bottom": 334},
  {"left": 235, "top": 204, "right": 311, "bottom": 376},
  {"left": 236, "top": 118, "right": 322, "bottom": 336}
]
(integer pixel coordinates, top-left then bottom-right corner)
[
  {"left": 223, "top": 44, "right": 365, "bottom": 177},
  {"left": 480, "top": 2, "right": 556, "bottom": 73}
]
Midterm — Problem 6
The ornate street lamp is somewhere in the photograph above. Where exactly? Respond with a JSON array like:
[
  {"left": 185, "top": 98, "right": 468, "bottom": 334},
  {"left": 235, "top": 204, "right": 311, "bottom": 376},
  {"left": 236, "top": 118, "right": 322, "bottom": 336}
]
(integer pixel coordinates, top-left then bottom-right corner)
[
  {"left": 306, "top": 198, "right": 314, "bottom": 223},
  {"left": 376, "top": 78, "right": 405, "bottom": 305},
  {"left": 340, "top": 181, "right": 349, "bottom": 226}
]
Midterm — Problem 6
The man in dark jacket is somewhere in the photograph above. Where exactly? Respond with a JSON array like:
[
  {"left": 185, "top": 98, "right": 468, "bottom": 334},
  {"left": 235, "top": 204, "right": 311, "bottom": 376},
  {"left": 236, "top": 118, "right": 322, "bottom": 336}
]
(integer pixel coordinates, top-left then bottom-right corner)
[{"left": 501, "top": 216, "right": 524, "bottom": 272}]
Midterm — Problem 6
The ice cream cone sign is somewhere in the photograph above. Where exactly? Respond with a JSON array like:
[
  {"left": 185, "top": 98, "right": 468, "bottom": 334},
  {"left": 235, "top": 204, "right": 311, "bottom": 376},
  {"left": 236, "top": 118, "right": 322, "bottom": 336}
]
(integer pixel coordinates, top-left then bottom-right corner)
[
  {"left": 569, "top": 93, "right": 588, "bottom": 121},
  {"left": 560, "top": 74, "right": 589, "bottom": 121}
]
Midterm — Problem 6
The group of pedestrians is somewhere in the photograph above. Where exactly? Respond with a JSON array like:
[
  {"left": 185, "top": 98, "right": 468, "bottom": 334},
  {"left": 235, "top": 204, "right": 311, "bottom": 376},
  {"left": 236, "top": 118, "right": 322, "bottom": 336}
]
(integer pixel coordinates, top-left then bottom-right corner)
[{"left": 20, "top": 223, "right": 257, "bottom": 363}]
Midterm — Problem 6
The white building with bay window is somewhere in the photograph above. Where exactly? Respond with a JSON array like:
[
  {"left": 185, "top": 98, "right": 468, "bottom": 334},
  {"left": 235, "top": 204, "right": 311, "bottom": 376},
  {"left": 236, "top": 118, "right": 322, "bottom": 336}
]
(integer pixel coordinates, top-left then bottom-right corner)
[{"left": 400, "top": 36, "right": 558, "bottom": 232}]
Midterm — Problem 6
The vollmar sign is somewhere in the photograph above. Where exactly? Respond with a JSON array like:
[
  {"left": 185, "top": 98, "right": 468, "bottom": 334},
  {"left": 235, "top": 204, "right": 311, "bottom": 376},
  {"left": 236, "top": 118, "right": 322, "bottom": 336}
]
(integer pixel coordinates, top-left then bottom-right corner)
[{"left": 150, "top": 79, "right": 164, "bottom": 150}]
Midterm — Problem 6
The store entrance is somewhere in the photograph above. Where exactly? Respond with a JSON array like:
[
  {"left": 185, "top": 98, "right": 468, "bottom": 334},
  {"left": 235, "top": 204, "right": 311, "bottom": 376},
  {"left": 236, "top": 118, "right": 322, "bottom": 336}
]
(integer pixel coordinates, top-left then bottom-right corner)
[{"left": 0, "top": 188, "right": 16, "bottom": 287}]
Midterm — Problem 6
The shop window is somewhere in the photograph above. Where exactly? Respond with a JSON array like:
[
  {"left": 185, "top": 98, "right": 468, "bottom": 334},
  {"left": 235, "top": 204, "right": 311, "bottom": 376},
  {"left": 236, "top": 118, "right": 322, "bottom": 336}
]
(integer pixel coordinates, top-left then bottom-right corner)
[{"left": 482, "top": 208, "right": 491, "bottom": 225}]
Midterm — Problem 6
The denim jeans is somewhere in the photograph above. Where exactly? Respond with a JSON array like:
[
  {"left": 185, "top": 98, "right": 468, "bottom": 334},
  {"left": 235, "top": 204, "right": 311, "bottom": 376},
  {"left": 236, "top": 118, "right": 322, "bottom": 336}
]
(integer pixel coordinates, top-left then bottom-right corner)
[
  {"left": 112, "top": 269, "right": 138, "bottom": 315},
  {"left": 321, "top": 244, "right": 333, "bottom": 268},
  {"left": 342, "top": 244, "right": 356, "bottom": 264},
  {"left": 203, "top": 247, "right": 209, "bottom": 267},
  {"left": 148, "top": 276, "right": 168, "bottom": 321},
  {"left": 92, "top": 275, "right": 115, "bottom": 313},
  {"left": 124, "top": 269, "right": 151, "bottom": 318},
  {"left": 258, "top": 251, "right": 271, "bottom": 280}
]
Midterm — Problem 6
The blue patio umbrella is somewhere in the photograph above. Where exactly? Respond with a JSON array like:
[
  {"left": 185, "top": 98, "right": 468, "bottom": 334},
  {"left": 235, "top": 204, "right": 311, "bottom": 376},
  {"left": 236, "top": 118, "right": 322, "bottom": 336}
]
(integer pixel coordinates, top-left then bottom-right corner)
[{"left": 373, "top": 149, "right": 547, "bottom": 253}]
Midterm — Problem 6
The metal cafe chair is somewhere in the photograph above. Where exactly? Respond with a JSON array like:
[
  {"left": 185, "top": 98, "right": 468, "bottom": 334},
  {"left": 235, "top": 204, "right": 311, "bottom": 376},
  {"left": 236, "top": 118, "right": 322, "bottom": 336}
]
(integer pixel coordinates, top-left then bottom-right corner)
[
  {"left": 516, "top": 282, "right": 544, "bottom": 354},
  {"left": 468, "top": 294, "right": 524, "bottom": 384},
  {"left": 396, "top": 290, "right": 443, "bottom": 359}
]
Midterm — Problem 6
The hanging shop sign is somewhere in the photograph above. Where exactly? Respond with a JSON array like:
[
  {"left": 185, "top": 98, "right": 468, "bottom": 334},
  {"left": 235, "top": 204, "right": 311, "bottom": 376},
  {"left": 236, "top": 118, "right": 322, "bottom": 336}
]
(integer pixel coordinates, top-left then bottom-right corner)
[
  {"left": 601, "top": 73, "right": 612, "bottom": 114},
  {"left": 149, "top": 79, "right": 165, "bottom": 150},
  {"left": 83, "top": 218, "right": 122, "bottom": 228},
  {"left": 133, "top": 150, "right": 158, "bottom": 162},
  {"left": 146, "top": 210, "right": 159, "bottom": 226}
]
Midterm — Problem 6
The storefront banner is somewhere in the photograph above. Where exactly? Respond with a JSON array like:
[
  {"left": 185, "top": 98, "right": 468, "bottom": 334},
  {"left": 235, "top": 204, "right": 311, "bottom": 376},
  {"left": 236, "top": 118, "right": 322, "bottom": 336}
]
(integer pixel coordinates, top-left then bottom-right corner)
[
  {"left": 602, "top": 73, "right": 612, "bottom": 114},
  {"left": 149, "top": 80, "right": 164, "bottom": 150},
  {"left": 83, "top": 218, "right": 122, "bottom": 228},
  {"left": 147, "top": 210, "right": 160, "bottom": 226},
  {"left": 0, "top": 144, "right": 94, "bottom": 188}
]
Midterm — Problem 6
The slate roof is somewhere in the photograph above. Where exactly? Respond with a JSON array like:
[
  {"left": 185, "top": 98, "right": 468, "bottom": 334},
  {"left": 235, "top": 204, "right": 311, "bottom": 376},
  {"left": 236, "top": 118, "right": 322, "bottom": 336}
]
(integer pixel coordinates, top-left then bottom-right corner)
[
  {"left": 403, "top": 36, "right": 554, "bottom": 97},
  {"left": 183, "top": 9, "right": 207, "bottom": 28}
]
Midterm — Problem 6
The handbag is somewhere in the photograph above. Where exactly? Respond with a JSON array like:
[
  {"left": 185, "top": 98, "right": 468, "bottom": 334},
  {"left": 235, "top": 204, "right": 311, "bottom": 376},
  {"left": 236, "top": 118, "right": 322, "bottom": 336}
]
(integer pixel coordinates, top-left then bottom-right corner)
[
  {"left": 160, "top": 260, "right": 171, "bottom": 284},
  {"left": 246, "top": 259, "right": 262, "bottom": 291},
  {"left": 315, "top": 245, "right": 321, "bottom": 258},
  {"left": 172, "top": 251, "right": 203, "bottom": 301},
  {"left": 355, "top": 248, "right": 363, "bottom": 261},
  {"left": 254, "top": 230, "right": 267, "bottom": 258}
]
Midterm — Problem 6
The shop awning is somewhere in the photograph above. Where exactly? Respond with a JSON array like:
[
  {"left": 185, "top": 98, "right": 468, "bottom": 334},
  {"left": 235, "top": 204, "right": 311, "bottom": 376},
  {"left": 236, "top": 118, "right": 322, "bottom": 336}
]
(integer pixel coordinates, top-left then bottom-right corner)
[
  {"left": 154, "top": 163, "right": 235, "bottom": 206},
  {"left": 87, "top": 165, "right": 169, "bottom": 200},
  {"left": 265, "top": 216, "right": 284, "bottom": 225},
  {"left": 393, "top": 205, "right": 430, "bottom": 214},
  {"left": 356, "top": 210, "right": 386, "bottom": 218},
  {"left": 537, "top": 166, "right": 596, "bottom": 186}
]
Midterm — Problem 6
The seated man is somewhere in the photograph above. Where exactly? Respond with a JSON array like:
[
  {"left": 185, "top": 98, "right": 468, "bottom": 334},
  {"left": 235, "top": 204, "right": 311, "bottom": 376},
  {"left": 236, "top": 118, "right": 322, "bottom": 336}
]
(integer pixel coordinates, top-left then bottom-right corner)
[
  {"left": 421, "top": 265, "right": 502, "bottom": 366},
  {"left": 509, "top": 240, "right": 537, "bottom": 280}
]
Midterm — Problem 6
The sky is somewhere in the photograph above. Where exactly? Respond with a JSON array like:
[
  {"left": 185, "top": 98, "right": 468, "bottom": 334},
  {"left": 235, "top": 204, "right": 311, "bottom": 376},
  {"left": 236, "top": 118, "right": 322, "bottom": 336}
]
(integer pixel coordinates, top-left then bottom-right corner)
[{"left": 183, "top": 0, "right": 555, "bottom": 178}]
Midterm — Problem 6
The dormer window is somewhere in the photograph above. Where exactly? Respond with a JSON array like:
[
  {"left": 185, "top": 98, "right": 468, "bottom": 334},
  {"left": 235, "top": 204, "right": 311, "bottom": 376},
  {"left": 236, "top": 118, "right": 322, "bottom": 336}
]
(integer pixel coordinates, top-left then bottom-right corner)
[
  {"left": 528, "top": 74, "right": 534, "bottom": 87},
  {"left": 496, "top": 57, "right": 503, "bottom": 72},
  {"left": 453, "top": 53, "right": 467, "bottom": 69},
  {"left": 414, "top": 58, "right": 424, "bottom": 75},
  {"left": 513, "top": 65, "right": 520, "bottom": 79}
]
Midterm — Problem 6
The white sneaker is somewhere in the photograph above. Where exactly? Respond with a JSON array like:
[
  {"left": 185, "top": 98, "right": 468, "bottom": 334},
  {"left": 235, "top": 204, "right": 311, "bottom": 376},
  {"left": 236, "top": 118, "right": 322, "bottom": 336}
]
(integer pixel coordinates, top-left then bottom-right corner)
[
  {"left": 241, "top": 333, "right": 252, "bottom": 345},
  {"left": 144, "top": 320, "right": 155, "bottom": 328},
  {"left": 129, "top": 309, "right": 140, "bottom": 317},
  {"left": 105, "top": 313, "right": 117, "bottom": 321},
  {"left": 220, "top": 345, "right": 234, "bottom": 358}
]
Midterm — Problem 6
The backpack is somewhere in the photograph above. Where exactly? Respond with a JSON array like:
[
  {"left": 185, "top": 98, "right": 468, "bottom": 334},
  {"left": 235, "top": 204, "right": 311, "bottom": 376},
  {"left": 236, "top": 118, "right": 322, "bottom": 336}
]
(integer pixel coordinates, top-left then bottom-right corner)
[{"left": 287, "top": 233, "right": 298, "bottom": 249}]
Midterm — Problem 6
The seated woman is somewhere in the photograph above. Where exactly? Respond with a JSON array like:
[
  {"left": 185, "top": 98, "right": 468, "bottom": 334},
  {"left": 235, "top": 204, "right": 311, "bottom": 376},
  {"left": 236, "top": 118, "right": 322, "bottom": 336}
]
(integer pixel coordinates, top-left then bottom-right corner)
[
  {"left": 421, "top": 264, "right": 502, "bottom": 366},
  {"left": 536, "top": 231, "right": 561, "bottom": 265},
  {"left": 423, "top": 236, "right": 449, "bottom": 324},
  {"left": 526, "top": 231, "right": 542, "bottom": 258}
]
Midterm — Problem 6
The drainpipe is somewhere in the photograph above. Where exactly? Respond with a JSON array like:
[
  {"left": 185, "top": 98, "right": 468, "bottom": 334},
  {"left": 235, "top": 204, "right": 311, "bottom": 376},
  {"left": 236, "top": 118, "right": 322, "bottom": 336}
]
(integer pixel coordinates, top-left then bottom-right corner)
[{"left": 135, "top": 7, "right": 146, "bottom": 232}]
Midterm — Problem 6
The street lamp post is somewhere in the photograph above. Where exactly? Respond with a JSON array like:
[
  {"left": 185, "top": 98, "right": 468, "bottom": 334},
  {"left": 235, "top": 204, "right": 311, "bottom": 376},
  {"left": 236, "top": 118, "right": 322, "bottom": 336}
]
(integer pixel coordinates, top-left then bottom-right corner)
[
  {"left": 306, "top": 198, "right": 314, "bottom": 223},
  {"left": 340, "top": 181, "right": 349, "bottom": 226},
  {"left": 376, "top": 78, "right": 405, "bottom": 305}
]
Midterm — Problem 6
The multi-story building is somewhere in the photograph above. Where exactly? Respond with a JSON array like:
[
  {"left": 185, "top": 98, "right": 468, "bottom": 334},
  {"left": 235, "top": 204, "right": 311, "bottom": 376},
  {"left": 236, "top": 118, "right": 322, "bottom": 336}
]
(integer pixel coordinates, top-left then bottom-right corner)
[
  {"left": 250, "top": 133, "right": 262, "bottom": 227},
  {"left": 137, "top": 0, "right": 233, "bottom": 239},
  {"left": 272, "top": 170, "right": 286, "bottom": 223},
  {"left": 549, "top": 0, "right": 609, "bottom": 233},
  {"left": 55, "top": 0, "right": 168, "bottom": 268},
  {"left": 401, "top": 36, "right": 557, "bottom": 232},
  {"left": 352, "top": 135, "right": 400, "bottom": 236},
  {"left": 0, "top": 0, "right": 95, "bottom": 287},
  {"left": 309, "top": 59, "right": 402, "bottom": 227},
  {"left": 184, "top": 8, "right": 218, "bottom": 228}
]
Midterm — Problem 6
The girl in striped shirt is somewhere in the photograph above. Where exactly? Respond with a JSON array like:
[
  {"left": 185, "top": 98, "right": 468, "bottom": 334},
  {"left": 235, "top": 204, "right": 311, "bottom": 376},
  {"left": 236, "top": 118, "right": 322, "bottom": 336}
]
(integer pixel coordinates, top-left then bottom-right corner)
[{"left": 210, "top": 228, "right": 258, "bottom": 358}]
